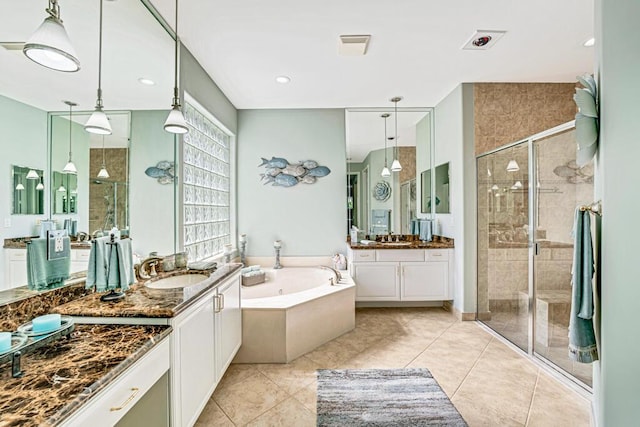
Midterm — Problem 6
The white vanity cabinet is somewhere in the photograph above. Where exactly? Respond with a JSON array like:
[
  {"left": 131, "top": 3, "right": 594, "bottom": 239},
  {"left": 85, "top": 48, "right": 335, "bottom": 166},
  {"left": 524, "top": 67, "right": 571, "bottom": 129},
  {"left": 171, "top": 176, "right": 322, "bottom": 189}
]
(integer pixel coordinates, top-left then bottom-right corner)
[
  {"left": 348, "top": 248, "right": 453, "bottom": 302},
  {"left": 170, "top": 270, "right": 242, "bottom": 427}
]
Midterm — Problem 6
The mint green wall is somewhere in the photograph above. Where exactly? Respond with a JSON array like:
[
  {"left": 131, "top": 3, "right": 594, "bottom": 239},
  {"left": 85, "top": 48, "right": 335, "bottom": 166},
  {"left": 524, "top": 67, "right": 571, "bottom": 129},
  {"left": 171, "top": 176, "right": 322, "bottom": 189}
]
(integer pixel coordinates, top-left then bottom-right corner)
[
  {"left": 237, "top": 109, "right": 346, "bottom": 256},
  {"left": 596, "top": 0, "right": 640, "bottom": 424},
  {"left": 129, "top": 110, "right": 175, "bottom": 257},
  {"left": 416, "top": 113, "right": 432, "bottom": 218}
]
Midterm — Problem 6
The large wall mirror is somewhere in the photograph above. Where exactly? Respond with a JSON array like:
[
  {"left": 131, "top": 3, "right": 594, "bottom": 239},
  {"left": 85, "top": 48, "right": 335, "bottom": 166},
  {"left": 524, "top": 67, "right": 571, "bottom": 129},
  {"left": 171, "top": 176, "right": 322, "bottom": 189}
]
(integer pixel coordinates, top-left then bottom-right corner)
[
  {"left": 0, "top": 0, "right": 176, "bottom": 291},
  {"left": 12, "top": 165, "right": 44, "bottom": 215},
  {"left": 346, "top": 107, "right": 435, "bottom": 236}
]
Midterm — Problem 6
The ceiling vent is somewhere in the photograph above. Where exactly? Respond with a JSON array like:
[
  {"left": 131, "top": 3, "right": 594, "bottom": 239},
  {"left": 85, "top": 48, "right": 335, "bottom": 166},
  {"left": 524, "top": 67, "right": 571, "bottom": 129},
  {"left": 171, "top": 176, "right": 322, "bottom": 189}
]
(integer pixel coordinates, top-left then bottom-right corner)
[
  {"left": 0, "top": 42, "right": 25, "bottom": 52},
  {"left": 339, "top": 35, "right": 371, "bottom": 56},
  {"left": 462, "top": 30, "right": 506, "bottom": 50}
]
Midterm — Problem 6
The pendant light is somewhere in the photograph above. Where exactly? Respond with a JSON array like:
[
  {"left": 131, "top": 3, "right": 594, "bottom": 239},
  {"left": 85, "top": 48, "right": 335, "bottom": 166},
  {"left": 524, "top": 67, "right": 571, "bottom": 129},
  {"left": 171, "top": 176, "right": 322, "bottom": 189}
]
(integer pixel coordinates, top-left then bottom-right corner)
[
  {"left": 26, "top": 169, "right": 40, "bottom": 179},
  {"left": 63, "top": 100, "right": 78, "bottom": 174},
  {"left": 15, "top": 180, "right": 25, "bottom": 191},
  {"left": 164, "top": 0, "right": 189, "bottom": 134},
  {"left": 97, "top": 135, "right": 110, "bottom": 179},
  {"left": 58, "top": 184, "right": 66, "bottom": 192},
  {"left": 390, "top": 96, "right": 403, "bottom": 172},
  {"left": 85, "top": 0, "right": 112, "bottom": 135},
  {"left": 506, "top": 159, "right": 519, "bottom": 172},
  {"left": 36, "top": 177, "right": 45, "bottom": 191},
  {"left": 381, "top": 113, "right": 391, "bottom": 177},
  {"left": 23, "top": 0, "right": 80, "bottom": 72}
]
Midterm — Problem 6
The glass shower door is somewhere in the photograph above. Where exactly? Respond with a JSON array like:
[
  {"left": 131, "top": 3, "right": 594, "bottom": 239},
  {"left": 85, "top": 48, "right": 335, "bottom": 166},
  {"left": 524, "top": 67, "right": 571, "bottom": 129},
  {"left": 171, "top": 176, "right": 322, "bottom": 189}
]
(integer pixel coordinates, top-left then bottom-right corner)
[
  {"left": 532, "top": 128, "right": 593, "bottom": 386},
  {"left": 477, "top": 143, "right": 530, "bottom": 352}
]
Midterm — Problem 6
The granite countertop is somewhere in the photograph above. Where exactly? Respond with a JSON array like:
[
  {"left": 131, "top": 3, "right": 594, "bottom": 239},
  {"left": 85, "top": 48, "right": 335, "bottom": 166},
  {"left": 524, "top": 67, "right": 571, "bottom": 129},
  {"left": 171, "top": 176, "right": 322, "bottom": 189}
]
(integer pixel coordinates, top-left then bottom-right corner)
[
  {"left": 0, "top": 324, "right": 171, "bottom": 427},
  {"left": 54, "top": 264, "right": 242, "bottom": 319},
  {"left": 349, "top": 236, "right": 454, "bottom": 250},
  {"left": 489, "top": 240, "right": 573, "bottom": 249},
  {"left": 4, "top": 237, "right": 92, "bottom": 250}
]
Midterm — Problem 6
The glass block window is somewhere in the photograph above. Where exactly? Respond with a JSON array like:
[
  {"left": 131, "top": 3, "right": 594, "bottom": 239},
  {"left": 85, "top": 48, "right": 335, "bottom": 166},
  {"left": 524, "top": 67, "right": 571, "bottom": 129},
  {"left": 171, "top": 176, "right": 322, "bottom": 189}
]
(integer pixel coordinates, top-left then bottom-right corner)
[{"left": 183, "top": 101, "right": 231, "bottom": 262}]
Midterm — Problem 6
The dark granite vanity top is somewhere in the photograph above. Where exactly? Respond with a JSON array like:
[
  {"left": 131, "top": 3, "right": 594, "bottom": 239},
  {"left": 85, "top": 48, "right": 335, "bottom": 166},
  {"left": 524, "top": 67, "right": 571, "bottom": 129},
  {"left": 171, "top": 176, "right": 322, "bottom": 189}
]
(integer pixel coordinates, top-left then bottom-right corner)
[
  {"left": 3, "top": 237, "right": 92, "bottom": 250},
  {"left": 0, "top": 324, "right": 170, "bottom": 426},
  {"left": 54, "top": 264, "right": 242, "bottom": 319},
  {"left": 349, "top": 235, "right": 454, "bottom": 250}
]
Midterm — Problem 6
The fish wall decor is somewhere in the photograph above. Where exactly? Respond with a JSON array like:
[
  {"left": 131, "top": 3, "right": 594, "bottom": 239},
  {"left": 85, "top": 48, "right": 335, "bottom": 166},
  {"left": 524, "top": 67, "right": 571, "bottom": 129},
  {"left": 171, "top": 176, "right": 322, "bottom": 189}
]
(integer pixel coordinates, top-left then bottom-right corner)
[
  {"left": 145, "top": 161, "right": 175, "bottom": 185},
  {"left": 258, "top": 157, "right": 331, "bottom": 187}
]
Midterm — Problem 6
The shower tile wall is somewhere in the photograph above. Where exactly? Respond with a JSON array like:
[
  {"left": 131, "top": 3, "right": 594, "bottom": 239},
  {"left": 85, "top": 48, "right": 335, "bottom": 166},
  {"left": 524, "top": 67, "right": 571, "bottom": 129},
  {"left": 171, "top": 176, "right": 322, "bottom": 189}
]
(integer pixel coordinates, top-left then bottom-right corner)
[
  {"left": 398, "top": 146, "right": 416, "bottom": 184},
  {"left": 474, "top": 83, "right": 576, "bottom": 155},
  {"left": 89, "top": 148, "right": 128, "bottom": 233}
]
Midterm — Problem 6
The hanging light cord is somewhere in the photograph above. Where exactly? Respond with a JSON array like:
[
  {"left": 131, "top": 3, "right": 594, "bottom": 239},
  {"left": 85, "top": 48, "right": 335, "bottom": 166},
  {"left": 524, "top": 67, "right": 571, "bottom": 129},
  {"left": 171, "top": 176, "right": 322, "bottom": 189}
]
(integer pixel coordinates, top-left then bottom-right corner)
[
  {"left": 383, "top": 115, "right": 388, "bottom": 166},
  {"left": 172, "top": 0, "right": 180, "bottom": 107},
  {"left": 95, "top": 0, "right": 104, "bottom": 109},
  {"left": 394, "top": 99, "right": 399, "bottom": 160},
  {"left": 68, "top": 103, "right": 73, "bottom": 161},
  {"left": 101, "top": 135, "right": 106, "bottom": 167}
]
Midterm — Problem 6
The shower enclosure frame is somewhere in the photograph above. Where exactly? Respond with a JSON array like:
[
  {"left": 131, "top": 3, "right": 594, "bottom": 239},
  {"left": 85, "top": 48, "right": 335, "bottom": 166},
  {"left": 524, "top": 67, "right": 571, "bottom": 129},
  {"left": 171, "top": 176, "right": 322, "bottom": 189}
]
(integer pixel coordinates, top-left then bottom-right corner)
[{"left": 476, "top": 120, "right": 593, "bottom": 391}]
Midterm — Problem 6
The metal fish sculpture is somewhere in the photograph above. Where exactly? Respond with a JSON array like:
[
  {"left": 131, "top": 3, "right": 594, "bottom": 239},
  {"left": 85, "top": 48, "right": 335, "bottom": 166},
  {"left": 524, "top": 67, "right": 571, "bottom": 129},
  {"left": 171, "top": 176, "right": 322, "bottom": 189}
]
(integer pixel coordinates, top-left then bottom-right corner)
[
  {"left": 145, "top": 166, "right": 169, "bottom": 178},
  {"left": 263, "top": 174, "right": 299, "bottom": 187},
  {"left": 306, "top": 166, "right": 331, "bottom": 177},
  {"left": 282, "top": 164, "right": 307, "bottom": 177},
  {"left": 259, "top": 157, "right": 289, "bottom": 169},
  {"left": 301, "top": 160, "right": 318, "bottom": 169},
  {"left": 264, "top": 167, "right": 282, "bottom": 177},
  {"left": 299, "top": 175, "right": 317, "bottom": 184}
]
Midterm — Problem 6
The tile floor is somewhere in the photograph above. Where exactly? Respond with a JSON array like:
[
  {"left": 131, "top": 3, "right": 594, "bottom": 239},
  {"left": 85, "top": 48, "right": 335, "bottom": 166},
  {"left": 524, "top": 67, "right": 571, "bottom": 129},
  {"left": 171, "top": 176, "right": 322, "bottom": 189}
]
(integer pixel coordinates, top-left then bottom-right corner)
[{"left": 196, "top": 307, "right": 592, "bottom": 426}]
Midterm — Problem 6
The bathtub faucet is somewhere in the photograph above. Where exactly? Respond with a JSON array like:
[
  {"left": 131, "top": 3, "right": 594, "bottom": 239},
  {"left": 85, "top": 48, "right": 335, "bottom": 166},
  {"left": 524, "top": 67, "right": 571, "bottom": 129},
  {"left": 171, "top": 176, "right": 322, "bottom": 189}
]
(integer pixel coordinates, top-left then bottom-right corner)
[{"left": 319, "top": 265, "right": 342, "bottom": 284}]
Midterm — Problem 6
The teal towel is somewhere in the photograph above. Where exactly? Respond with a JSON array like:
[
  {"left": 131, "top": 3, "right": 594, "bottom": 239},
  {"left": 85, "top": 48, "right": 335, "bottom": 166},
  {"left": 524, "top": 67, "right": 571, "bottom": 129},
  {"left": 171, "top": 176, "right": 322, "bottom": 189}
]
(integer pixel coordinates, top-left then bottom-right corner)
[
  {"left": 568, "top": 208, "right": 599, "bottom": 363},
  {"left": 86, "top": 236, "right": 111, "bottom": 292},
  {"left": 106, "top": 238, "right": 134, "bottom": 292},
  {"left": 26, "top": 237, "right": 70, "bottom": 291}
]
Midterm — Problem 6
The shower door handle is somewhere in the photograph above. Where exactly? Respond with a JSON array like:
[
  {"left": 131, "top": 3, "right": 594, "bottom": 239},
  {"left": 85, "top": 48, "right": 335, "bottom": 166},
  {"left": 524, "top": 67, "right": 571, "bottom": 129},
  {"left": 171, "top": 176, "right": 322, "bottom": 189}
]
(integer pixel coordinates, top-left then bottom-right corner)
[{"left": 532, "top": 242, "right": 541, "bottom": 256}]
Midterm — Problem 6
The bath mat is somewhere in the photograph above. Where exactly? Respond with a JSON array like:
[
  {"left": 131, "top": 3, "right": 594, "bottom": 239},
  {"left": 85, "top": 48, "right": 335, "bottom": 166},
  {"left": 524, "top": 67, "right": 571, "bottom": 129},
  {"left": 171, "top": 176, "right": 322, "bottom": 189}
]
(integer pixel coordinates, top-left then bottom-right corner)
[{"left": 316, "top": 368, "right": 467, "bottom": 426}]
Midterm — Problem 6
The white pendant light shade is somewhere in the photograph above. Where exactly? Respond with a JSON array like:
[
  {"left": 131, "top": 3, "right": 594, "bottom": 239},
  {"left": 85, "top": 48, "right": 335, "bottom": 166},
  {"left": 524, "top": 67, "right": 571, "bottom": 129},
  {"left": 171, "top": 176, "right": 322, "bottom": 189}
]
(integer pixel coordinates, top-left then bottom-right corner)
[
  {"left": 381, "top": 166, "right": 391, "bottom": 177},
  {"left": 164, "top": 105, "right": 189, "bottom": 134},
  {"left": 58, "top": 185, "right": 66, "bottom": 192},
  {"left": 15, "top": 183, "right": 25, "bottom": 191},
  {"left": 506, "top": 159, "right": 519, "bottom": 172},
  {"left": 514, "top": 180, "right": 523, "bottom": 189},
  {"left": 23, "top": 1, "right": 80, "bottom": 73},
  {"left": 36, "top": 178, "right": 44, "bottom": 190},
  {"left": 391, "top": 159, "right": 402, "bottom": 172},
  {"left": 85, "top": 109, "right": 112, "bottom": 135},
  {"left": 390, "top": 96, "right": 403, "bottom": 173},
  {"left": 63, "top": 160, "right": 77, "bottom": 174},
  {"left": 491, "top": 184, "right": 499, "bottom": 191},
  {"left": 97, "top": 167, "right": 110, "bottom": 179},
  {"left": 26, "top": 169, "right": 39, "bottom": 179}
]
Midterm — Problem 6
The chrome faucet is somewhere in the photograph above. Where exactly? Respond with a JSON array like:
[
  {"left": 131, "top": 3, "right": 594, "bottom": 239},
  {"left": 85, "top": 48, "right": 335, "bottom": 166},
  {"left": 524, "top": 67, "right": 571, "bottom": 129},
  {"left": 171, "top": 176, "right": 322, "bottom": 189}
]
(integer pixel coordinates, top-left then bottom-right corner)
[
  {"left": 319, "top": 265, "right": 342, "bottom": 284},
  {"left": 137, "top": 256, "right": 163, "bottom": 280}
]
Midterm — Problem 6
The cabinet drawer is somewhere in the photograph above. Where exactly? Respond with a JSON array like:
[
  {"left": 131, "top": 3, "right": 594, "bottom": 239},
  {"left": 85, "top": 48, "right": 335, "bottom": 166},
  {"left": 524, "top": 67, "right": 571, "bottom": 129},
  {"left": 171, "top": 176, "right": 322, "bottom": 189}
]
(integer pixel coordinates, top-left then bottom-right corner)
[
  {"left": 61, "top": 338, "right": 170, "bottom": 427},
  {"left": 7, "top": 249, "right": 27, "bottom": 261},
  {"left": 72, "top": 249, "right": 92, "bottom": 261},
  {"left": 426, "top": 249, "right": 449, "bottom": 261},
  {"left": 376, "top": 249, "right": 424, "bottom": 262},
  {"left": 352, "top": 250, "right": 376, "bottom": 262}
]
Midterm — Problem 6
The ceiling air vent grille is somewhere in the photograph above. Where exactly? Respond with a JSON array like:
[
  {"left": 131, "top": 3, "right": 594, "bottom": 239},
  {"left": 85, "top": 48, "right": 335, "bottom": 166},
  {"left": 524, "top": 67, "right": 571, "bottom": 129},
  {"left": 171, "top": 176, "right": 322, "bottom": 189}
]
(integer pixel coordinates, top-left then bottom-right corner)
[{"left": 339, "top": 35, "right": 371, "bottom": 56}]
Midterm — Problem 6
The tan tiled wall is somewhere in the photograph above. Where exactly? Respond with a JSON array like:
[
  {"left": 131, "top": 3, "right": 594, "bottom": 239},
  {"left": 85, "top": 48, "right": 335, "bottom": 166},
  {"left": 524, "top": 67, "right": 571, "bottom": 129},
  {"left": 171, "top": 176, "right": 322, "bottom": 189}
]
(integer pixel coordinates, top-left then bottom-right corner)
[
  {"left": 89, "top": 148, "right": 128, "bottom": 233},
  {"left": 474, "top": 83, "right": 577, "bottom": 155},
  {"left": 399, "top": 146, "right": 416, "bottom": 184}
]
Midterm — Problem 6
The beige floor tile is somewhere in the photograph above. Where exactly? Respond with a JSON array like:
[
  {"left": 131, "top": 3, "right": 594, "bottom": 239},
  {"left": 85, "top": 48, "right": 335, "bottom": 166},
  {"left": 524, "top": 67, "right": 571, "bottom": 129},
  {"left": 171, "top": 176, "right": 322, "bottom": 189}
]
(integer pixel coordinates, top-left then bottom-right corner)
[
  {"left": 526, "top": 373, "right": 591, "bottom": 427},
  {"left": 195, "top": 399, "right": 234, "bottom": 427},
  {"left": 452, "top": 394, "right": 525, "bottom": 427},
  {"left": 303, "top": 337, "right": 363, "bottom": 368},
  {"left": 213, "top": 372, "right": 289, "bottom": 425},
  {"left": 246, "top": 397, "right": 316, "bottom": 427},
  {"left": 292, "top": 380, "right": 317, "bottom": 414},
  {"left": 256, "top": 355, "right": 320, "bottom": 395},
  {"left": 334, "top": 327, "right": 386, "bottom": 353},
  {"left": 216, "top": 363, "right": 259, "bottom": 390},
  {"left": 454, "top": 341, "right": 539, "bottom": 424}
]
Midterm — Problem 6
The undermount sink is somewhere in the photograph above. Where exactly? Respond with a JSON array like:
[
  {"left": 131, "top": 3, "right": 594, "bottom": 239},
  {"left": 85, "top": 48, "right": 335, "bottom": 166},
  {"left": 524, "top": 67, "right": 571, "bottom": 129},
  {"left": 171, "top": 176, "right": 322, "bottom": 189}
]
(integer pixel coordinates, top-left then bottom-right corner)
[
  {"left": 144, "top": 273, "right": 210, "bottom": 289},
  {"left": 378, "top": 241, "right": 413, "bottom": 247}
]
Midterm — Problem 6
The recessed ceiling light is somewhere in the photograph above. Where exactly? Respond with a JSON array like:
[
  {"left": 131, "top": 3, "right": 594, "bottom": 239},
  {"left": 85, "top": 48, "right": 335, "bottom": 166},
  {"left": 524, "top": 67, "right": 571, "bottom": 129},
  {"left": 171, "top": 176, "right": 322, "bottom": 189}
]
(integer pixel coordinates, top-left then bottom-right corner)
[
  {"left": 583, "top": 37, "right": 595, "bottom": 47},
  {"left": 138, "top": 77, "right": 155, "bottom": 86},
  {"left": 462, "top": 30, "right": 506, "bottom": 50},
  {"left": 275, "top": 75, "right": 291, "bottom": 84}
]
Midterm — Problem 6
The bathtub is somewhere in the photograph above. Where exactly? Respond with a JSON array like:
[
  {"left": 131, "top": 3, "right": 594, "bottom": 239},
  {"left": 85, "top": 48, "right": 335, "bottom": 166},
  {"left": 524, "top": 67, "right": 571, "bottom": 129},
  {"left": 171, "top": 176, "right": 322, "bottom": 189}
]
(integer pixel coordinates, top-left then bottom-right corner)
[{"left": 233, "top": 266, "right": 355, "bottom": 363}]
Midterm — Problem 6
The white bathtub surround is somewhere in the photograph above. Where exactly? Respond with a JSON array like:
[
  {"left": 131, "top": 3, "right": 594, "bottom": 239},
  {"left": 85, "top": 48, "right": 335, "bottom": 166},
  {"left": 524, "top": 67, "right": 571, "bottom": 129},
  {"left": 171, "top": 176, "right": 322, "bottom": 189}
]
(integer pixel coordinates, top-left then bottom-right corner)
[
  {"left": 234, "top": 266, "right": 356, "bottom": 363},
  {"left": 245, "top": 256, "right": 338, "bottom": 269}
]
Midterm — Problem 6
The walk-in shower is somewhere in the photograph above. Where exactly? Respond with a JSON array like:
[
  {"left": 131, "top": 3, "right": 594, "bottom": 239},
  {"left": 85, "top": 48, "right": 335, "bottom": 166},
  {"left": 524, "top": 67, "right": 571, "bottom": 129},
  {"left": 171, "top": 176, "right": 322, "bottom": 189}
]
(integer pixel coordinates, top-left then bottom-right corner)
[{"left": 477, "top": 122, "right": 594, "bottom": 387}]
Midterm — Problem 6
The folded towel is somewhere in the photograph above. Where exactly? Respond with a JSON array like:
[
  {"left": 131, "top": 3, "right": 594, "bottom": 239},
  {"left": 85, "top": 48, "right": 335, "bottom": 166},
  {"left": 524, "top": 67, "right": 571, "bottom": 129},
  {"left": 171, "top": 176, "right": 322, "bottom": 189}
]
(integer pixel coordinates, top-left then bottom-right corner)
[
  {"left": 86, "top": 236, "right": 111, "bottom": 292},
  {"left": 568, "top": 208, "right": 599, "bottom": 363},
  {"left": 27, "top": 237, "right": 70, "bottom": 291}
]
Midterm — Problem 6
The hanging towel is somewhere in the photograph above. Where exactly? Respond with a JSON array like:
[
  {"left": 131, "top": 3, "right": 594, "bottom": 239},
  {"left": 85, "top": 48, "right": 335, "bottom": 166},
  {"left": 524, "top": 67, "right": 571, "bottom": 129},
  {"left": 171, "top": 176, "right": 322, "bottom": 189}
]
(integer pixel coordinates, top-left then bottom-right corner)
[
  {"left": 568, "top": 208, "right": 599, "bottom": 363},
  {"left": 26, "top": 237, "right": 70, "bottom": 291},
  {"left": 110, "top": 238, "right": 135, "bottom": 292},
  {"left": 86, "top": 236, "right": 111, "bottom": 292}
]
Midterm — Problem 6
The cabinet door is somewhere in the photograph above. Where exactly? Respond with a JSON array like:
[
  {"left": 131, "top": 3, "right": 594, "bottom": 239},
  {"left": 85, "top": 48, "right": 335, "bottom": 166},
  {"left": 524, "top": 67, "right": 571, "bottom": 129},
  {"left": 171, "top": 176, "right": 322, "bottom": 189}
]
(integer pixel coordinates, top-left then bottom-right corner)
[
  {"left": 353, "top": 263, "right": 400, "bottom": 301},
  {"left": 174, "top": 296, "right": 216, "bottom": 427},
  {"left": 401, "top": 262, "right": 448, "bottom": 300},
  {"left": 215, "top": 276, "right": 242, "bottom": 383}
]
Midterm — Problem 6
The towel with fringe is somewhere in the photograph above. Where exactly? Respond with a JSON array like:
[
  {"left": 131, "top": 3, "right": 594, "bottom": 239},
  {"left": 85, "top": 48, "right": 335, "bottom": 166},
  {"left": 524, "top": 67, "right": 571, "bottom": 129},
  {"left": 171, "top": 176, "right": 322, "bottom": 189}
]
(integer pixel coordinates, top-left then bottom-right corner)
[
  {"left": 26, "top": 237, "right": 70, "bottom": 291},
  {"left": 568, "top": 207, "right": 599, "bottom": 363},
  {"left": 85, "top": 236, "right": 111, "bottom": 292}
]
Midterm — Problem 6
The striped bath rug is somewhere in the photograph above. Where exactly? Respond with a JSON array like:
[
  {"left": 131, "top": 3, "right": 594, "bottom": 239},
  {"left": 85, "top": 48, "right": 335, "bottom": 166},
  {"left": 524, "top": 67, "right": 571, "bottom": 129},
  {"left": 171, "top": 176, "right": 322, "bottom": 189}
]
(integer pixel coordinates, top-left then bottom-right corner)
[{"left": 316, "top": 368, "right": 468, "bottom": 426}]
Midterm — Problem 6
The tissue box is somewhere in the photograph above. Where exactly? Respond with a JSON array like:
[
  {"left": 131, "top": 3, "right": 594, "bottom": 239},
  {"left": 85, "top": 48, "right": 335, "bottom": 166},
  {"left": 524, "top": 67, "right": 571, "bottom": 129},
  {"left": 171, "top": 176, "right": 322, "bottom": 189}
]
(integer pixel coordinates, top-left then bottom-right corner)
[{"left": 242, "top": 272, "right": 266, "bottom": 286}]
